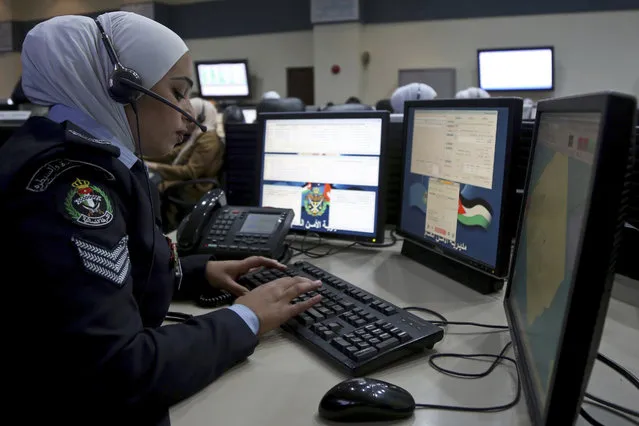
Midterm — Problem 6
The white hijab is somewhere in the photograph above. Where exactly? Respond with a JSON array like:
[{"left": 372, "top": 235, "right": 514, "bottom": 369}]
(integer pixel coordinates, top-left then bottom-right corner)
[
  {"left": 456, "top": 87, "right": 490, "bottom": 99},
  {"left": 390, "top": 83, "right": 437, "bottom": 113},
  {"left": 21, "top": 11, "right": 188, "bottom": 152},
  {"left": 173, "top": 97, "right": 218, "bottom": 165}
]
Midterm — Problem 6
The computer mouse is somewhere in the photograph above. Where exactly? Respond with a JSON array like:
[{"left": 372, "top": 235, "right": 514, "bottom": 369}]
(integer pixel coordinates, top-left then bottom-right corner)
[{"left": 318, "top": 377, "right": 415, "bottom": 422}]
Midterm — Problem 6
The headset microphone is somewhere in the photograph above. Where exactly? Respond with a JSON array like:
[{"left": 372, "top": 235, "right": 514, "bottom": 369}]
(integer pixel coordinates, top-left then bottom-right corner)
[
  {"left": 117, "top": 78, "right": 207, "bottom": 133},
  {"left": 95, "top": 19, "right": 206, "bottom": 133}
]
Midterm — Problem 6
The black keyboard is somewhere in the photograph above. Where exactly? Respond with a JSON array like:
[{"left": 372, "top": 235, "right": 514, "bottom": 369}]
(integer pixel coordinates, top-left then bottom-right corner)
[{"left": 238, "top": 261, "right": 444, "bottom": 376}]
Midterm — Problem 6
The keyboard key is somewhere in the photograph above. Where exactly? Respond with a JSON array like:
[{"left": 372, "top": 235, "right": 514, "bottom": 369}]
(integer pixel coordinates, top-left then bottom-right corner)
[
  {"left": 369, "top": 338, "right": 382, "bottom": 345},
  {"left": 341, "top": 301, "right": 355, "bottom": 310},
  {"left": 364, "top": 324, "right": 376, "bottom": 331},
  {"left": 382, "top": 323, "right": 394, "bottom": 331},
  {"left": 372, "top": 329, "right": 383, "bottom": 335},
  {"left": 327, "top": 322, "right": 342, "bottom": 332},
  {"left": 296, "top": 314, "right": 314, "bottom": 326},
  {"left": 332, "top": 305, "right": 345, "bottom": 314},
  {"left": 375, "top": 337, "right": 399, "bottom": 351},
  {"left": 350, "top": 347, "right": 378, "bottom": 361},
  {"left": 354, "top": 319, "right": 367, "bottom": 327},
  {"left": 383, "top": 306, "right": 397, "bottom": 315},
  {"left": 331, "top": 338, "right": 350, "bottom": 352},
  {"left": 354, "top": 329, "right": 366, "bottom": 336},
  {"left": 362, "top": 334, "right": 374, "bottom": 341},
  {"left": 345, "top": 346, "right": 359, "bottom": 355},
  {"left": 321, "top": 331, "right": 336, "bottom": 341},
  {"left": 357, "top": 342, "right": 370, "bottom": 350},
  {"left": 350, "top": 337, "right": 363, "bottom": 344},
  {"left": 353, "top": 307, "right": 364, "bottom": 314},
  {"left": 389, "top": 327, "right": 401, "bottom": 335},
  {"left": 306, "top": 308, "right": 325, "bottom": 322},
  {"left": 364, "top": 314, "right": 377, "bottom": 323},
  {"left": 396, "top": 331, "right": 411, "bottom": 342},
  {"left": 379, "top": 333, "right": 392, "bottom": 340}
]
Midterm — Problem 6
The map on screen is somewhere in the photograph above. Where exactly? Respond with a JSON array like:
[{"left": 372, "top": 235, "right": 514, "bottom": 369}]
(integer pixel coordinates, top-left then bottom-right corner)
[{"left": 510, "top": 112, "right": 600, "bottom": 407}]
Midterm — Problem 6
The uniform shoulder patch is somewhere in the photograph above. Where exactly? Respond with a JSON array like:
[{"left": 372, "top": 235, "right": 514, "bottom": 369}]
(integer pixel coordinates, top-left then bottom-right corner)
[
  {"left": 72, "top": 235, "right": 131, "bottom": 287},
  {"left": 64, "top": 178, "right": 115, "bottom": 227},
  {"left": 26, "top": 158, "right": 115, "bottom": 193}
]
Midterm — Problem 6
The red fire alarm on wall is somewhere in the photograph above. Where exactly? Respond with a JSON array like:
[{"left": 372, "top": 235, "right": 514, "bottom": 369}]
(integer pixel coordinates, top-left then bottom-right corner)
[{"left": 331, "top": 64, "right": 341, "bottom": 74}]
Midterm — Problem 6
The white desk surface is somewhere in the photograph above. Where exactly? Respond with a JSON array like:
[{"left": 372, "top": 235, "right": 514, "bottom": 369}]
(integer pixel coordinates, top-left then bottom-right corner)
[{"left": 168, "top": 239, "right": 639, "bottom": 426}]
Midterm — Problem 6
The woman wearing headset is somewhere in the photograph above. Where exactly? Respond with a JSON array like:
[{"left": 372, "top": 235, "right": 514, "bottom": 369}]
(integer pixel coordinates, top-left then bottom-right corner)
[
  {"left": 146, "top": 97, "right": 226, "bottom": 231},
  {"left": 0, "top": 12, "right": 321, "bottom": 426}
]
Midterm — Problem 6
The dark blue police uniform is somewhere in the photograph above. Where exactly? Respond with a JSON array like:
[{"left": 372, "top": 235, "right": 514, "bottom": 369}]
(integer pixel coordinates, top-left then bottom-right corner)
[{"left": 0, "top": 108, "right": 259, "bottom": 426}]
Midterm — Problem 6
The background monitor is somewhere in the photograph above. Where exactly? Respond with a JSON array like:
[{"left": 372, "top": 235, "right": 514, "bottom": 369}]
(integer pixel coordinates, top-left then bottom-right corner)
[
  {"left": 478, "top": 46, "right": 554, "bottom": 92},
  {"left": 257, "top": 111, "right": 389, "bottom": 243},
  {"left": 397, "top": 98, "right": 522, "bottom": 278},
  {"left": 195, "top": 59, "right": 251, "bottom": 99},
  {"left": 504, "top": 92, "right": 637, "bottom": 425}
]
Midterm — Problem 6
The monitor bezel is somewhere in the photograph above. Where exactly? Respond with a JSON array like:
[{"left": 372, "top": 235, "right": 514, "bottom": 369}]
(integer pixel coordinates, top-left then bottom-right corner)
[
  {"left": 194, "top": 59, "right": 252, "bottom": 100},
  {"left": 396, "top": 98, "right": 523, "bottom": 279},
  {"left": 256, "top": 110, "right": 390, "bottom": 244},
  {"left": 503, "top": 92, "right": 637, "bottom": 426},
  {"left": 477, "top": 45, "right": 555, "bottom": 92}
]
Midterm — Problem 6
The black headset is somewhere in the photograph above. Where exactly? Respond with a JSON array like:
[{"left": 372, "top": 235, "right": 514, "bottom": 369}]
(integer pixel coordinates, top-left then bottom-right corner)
[{"left": 94, "top": 19, "right": 206, "bottom": 132}]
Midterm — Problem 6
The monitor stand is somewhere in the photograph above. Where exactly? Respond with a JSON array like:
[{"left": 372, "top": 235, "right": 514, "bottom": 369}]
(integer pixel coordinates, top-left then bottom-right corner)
[{"left": 400, "top": 239, "right": 505, "bottom": 295}]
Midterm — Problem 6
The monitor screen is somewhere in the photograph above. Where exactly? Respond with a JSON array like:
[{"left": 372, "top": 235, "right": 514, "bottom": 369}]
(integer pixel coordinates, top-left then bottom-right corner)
[
  {"left": 259, "top": 114, "right": 387, "bottom": 242},
  {"left": 508, "top": 112, "right": 601, "bottom": 409},
  {"left": 242, "top": 108, "right": 257, "bottom": 124},
  {"left": 195, "top": 60, "right": 250, "bottom": 98},
  {"left": 478, "top": 47, "right": 554, "bottom": 91},
  {"left": 399, "top": 105, "right": 512, "bottom": 275}
]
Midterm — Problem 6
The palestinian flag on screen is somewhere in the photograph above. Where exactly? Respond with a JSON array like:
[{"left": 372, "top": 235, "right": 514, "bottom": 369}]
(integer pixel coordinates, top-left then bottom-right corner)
[{"left": 458, "top": 195, "right": 492, "bottom": 229}]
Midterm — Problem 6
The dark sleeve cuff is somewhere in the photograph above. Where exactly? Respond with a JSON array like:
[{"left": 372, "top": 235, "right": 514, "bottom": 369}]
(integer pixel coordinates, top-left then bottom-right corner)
[{"left": 173, "top": 254, "right": 214, "bottom": 300}]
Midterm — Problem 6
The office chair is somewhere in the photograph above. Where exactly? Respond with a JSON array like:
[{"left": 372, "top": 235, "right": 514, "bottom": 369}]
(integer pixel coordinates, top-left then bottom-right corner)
[
  {"left": 256, "top": 97, "right": 305, "bottom": 114},
  {"left": 323, "top": 103, "right": 374, "bottom": 112},
  {"left": 375, "top": 99, "right": 393, "bottom": 112}
]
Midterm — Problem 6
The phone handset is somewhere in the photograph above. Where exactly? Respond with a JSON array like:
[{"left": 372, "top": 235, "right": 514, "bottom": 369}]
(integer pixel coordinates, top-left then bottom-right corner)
[{"left": 176, "top": 188, "right": 227, "bottom": 253}]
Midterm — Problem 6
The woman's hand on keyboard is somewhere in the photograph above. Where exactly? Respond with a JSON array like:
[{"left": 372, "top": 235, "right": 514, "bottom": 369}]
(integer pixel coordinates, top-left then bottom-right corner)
[{"left": 235, "top": 277, "right": 323, "bottom": 336}]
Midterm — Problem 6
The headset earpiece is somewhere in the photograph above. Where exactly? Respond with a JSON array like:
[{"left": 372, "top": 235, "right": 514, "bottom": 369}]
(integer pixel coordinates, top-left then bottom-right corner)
[
  {"left": 95, "top": 19, "right": 143, "bottom": 105},
  {"left": 109, "top": 66, "right": 143, "bottom": 104}
]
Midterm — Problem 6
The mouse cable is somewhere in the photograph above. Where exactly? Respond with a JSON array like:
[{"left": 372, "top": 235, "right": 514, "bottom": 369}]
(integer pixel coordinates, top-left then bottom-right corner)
[
  {"left": 579, "top": 353, "right": 639, "bottom": 425},
  {"left": 402, "top": 306, "right": 510, "bottom": 330},
  {"left": 582, "top": 401, "right": 639, "bottom": 426},
  {"left": 414, "top": 341, "right": 522, "bottom": 413}
]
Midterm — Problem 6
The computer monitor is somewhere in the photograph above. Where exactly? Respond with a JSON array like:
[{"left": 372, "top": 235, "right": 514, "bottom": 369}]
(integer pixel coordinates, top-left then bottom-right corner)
[
  {"left": 504, "top": 92, "right": 637, "bottom": 425},
  {"left": 194, "top": 59, "right": 251, "bottom": 100},
  {"left": 477, "top": 46, "right": 554, "bottom": 92},
  {"left": 397, "top": 98, "right": 523, "bottom": 280},
  {"left": 257, "top": 111, "right": 389, "bottom": 243},
  {"left": 242, "top": 107, "right": 257, "bottom": 124}
]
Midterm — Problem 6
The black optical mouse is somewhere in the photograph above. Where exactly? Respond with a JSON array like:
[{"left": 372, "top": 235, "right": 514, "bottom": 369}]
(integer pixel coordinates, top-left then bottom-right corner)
[{"left": 318, "top": 377, "right": 416, "bottom": 423}]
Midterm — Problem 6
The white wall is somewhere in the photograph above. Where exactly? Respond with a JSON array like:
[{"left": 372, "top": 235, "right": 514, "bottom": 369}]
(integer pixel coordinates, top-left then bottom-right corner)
[
  {"left": 185, "top": 31, "right": 314, "bottom": 102},
  {"left": 360, "top": 10, "right": 639, "bottom": 104}
]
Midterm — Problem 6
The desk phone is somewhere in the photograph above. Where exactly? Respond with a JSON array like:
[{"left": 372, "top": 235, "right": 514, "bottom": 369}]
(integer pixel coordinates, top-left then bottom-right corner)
[{"left": 176, "top": 189, "right": 294, "bottom": 261}]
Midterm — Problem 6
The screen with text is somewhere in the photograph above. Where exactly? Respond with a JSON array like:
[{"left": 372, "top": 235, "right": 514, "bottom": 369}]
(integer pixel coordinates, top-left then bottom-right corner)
[
  {"left": 197, "top": 62, "right": 250, "bottom": 97},
  {"left": 400, "top": 108, "right": 510, "bottom": 271},
  {"left": 260, "top": 117, "right": 383, "bottom": 239}
]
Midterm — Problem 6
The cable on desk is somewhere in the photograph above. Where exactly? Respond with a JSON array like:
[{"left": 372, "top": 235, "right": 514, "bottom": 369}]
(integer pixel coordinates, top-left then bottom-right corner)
[
  {"left": 595, "top": 352, "right": 639, "bottom": 391},
  {"left": 414, "top": 341, "right": 521, "bottom": 413},
  {"left": 581, "top": 408, "right": 607, "bottom": 426},
  {"left": 403, "top": 306, "right": 509, "bottom": 330},
  {"left": 357, "top": 229, "right": 400, "bottom": 248},
  {"left": 585, "top": 393, "right": 639, "bottom": 418},
  {"left": 583, "top": 400, "right": 639, "bottom": 426}
]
